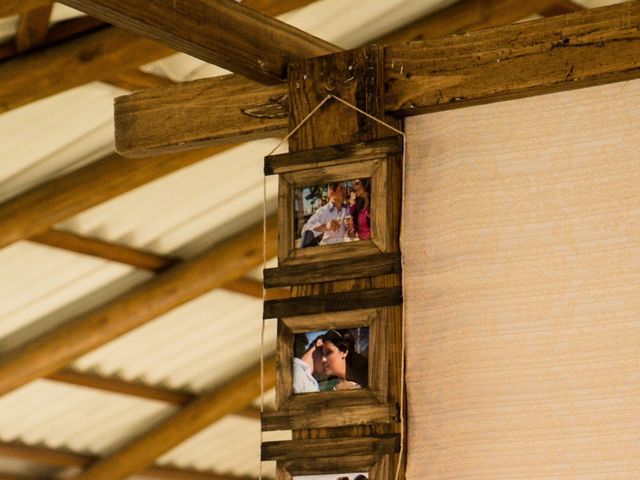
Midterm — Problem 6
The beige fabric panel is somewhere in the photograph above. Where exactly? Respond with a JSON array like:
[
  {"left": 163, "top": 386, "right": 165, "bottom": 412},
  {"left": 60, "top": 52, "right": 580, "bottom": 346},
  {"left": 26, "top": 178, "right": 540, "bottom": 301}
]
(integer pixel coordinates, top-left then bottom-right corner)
[{"left": 402, "top": 80, "right": 640, "bottom": 479}]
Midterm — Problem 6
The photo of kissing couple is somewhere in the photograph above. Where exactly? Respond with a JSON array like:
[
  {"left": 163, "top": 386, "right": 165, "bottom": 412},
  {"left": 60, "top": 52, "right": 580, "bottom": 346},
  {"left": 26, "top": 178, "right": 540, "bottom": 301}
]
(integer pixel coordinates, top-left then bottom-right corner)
[{"left": 292, "top": 328, "right": 369, "bottom": 394}]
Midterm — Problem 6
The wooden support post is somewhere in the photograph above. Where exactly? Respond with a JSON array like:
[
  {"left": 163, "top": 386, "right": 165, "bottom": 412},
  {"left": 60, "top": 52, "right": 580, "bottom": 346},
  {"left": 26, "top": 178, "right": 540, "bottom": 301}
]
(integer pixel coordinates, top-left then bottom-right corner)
[{"left": 282, "top": 45, "right": 404, "bottom": 477}]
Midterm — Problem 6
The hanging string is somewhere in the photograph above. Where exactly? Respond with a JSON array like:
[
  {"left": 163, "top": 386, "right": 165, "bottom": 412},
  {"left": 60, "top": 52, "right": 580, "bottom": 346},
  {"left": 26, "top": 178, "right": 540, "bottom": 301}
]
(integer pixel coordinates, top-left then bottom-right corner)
[{"left": 259, "top": 94, "right": 407, "bottom": 480}]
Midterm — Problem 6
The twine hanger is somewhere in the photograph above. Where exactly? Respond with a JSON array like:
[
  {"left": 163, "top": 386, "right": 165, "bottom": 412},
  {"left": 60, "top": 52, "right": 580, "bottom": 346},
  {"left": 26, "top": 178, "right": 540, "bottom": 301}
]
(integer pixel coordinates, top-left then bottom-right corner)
[{"left": 260, "top": 93, "right": 407, "bottom": 480}]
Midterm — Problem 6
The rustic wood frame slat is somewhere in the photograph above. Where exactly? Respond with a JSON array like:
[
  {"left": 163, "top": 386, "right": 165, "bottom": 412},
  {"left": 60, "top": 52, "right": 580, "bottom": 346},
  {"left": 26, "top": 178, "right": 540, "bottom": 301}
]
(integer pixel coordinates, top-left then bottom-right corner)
[
  {"left": 263, "top": 435, "right": 399, "bottom": 480},
  {"left": 263, "top": 287, "right": 402, "bottom": 319},
  {"left": 274, "top": 136, "right": 402, "bottom": 269},
  {"left": 262, "top": 308, "right": 399, "bottom": 431}
]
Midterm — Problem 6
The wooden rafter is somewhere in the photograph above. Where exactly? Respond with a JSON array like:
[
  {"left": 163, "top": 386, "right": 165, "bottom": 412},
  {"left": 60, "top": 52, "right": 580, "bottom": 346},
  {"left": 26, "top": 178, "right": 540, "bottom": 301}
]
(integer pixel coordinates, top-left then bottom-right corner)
[
  {"left": 0, "top": 441, "right": 257, "bottom": 480},
  {"left": 71, "top": 358, "right": 275, "bottom": 480},
  {"left": 46, "top": 369, "right": 264, "bottom": 419},
  {"left": 0, "top": 146, "right": 227, "bottom": 250},
  {"left": 29, "top": 229, "right": 289, "bottom": 299},
  {"left": 0, "top": 216, "right": 277, "bottom": 397},
  {"left": 0, "top": 26, "right": 173, "bottom": 113},
  {"left": 57, "top": 0, "right": 340, "bottom": 84},
  {"left": 114, "top": 1, "right": 640, "bottom": 157},
  {"left": 15, "top": 2, "right": 53, "bottom": 52}
]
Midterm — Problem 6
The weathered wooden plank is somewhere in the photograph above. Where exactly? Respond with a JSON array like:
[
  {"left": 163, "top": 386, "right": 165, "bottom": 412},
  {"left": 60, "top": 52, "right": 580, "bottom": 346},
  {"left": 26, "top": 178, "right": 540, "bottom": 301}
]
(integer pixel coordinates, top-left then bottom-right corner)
[
  {"left": 115, "top": 1, "right": 640, "bottom": 156},
  {"left": 115, "top": 75, "right": 289, "bottom": 157},
  {"left": 262, "top": 400, "right": 397, "bottom": 431},
  {"left": 0, "top": 146, "right": 225, "bottom": 250},
  {"left": 264, "top": 136, "right": 403, "bottom": 175},
  {"left": 0, "top": 216, "right": 277, "bottom": 397},
  {"left": 264, "top": 253, "right": 401, "bottom": 287},
  {"left": 263, "top": 286, "right": 402, "bottom": 319},
  {"left": 15, "top": 2, "right": 53, "bottom": 52},
  {"left": 385, "top": 0, "right": 640, "bottom": 115},
  {"left": 262, "top": 435, "right": 399, "bottom": 461},
  {"left": 71, "top": 358, "right": 275, "bottom": 480},
  {"left": 0, "top": 26, "right": 173, "bottom": 113},
  {"left": 57, "top": 0, "right": 339, "bottom": 84}
]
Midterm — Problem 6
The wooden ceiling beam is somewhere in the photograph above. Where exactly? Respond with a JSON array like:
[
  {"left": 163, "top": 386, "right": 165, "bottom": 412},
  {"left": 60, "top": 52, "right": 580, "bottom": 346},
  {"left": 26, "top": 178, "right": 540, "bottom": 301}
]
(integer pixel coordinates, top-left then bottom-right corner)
[
  {"left": 46, "top": 369, "right": 264, "bottom": 419},
  {"left": 30, "top": 229, "right": 178, "bottom": 272},
  {"left": 72, "top": 358, "right": 275, "bottom": 480},
  {"left": 0, "top": 26, "right": 173, "bottom": 113},
  {"left": 0, "top": 216, "right": 277, "bottom": 397},
  {"left": 15, "top": 2, "right": 53, "bottom": 52},
  {"left": 385, "top": 0, "right": 640, "bottom": 115},
  {"left": 0, "top": 441, "right": 256, "bottom": 480},
  {"left": 115, "top": 1, "right": 640, "bottom": 157},
  {"left": 57, "top": 0, "right": 339, "bottom": 84},
  {"left": 0, "top": 145, "right": 227, "bottom": 250},
  {"left": 29, "top": 229, "right": 288, "bottom": 299}
]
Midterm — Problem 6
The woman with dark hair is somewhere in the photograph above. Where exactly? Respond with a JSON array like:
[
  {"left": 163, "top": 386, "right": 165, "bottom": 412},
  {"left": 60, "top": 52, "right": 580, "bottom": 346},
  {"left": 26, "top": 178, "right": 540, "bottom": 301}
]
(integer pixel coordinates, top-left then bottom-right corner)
[
  {"left": 350, "top": 178, "right": 371, "bottom": 240},
  {"left": 320, "top": 329, "right": 368, "bottom": 391}
]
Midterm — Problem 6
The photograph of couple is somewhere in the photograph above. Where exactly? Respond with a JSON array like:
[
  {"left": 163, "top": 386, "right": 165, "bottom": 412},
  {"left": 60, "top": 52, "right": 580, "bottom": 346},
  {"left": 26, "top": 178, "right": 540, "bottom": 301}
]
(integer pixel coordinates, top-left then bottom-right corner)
[
  {"left": 294, "top": 179, "right": 372, "bottom": 248},
  {"left": 293, "top": 328, "right": 369, "bottom": 394},
  {"left": 293, "top": 474, "right": 368, "bottom": 480}
]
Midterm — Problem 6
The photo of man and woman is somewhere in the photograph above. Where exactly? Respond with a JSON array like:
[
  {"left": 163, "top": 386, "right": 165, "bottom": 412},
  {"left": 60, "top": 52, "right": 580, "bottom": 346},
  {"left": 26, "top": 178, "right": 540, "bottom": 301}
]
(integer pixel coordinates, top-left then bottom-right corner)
[
  {"left": 293, "top": 474, "right": 368, "bottom": 480},
  {"left": 292, "top": 328, "right": 369, "bottom": 394},
  {"left": 294, "top": 179, "right": 372, "bottom": 248}
]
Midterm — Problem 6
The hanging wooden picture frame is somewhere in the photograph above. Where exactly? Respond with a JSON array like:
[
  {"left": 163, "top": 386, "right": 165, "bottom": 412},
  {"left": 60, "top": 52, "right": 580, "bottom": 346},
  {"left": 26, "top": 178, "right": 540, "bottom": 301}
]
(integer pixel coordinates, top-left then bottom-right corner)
[
  {"left": 262, "top": 434, "right": 399, "bottom": 480},
  {"left": 263, "top": 136, "right": 403, "bottom": 286},
  {"left": 261, "top": 307, "right": 399, "bottom": 431}
]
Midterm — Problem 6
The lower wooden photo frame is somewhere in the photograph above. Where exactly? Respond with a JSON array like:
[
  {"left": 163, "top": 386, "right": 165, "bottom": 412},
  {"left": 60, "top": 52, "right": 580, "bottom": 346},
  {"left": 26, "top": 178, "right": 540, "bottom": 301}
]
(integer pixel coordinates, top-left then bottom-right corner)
[
  {"left": 262, "top": 435, "right": 399, "bottom": 480},
  {"left": 262, "top": 307, "right": 400, "bottom": 431}
]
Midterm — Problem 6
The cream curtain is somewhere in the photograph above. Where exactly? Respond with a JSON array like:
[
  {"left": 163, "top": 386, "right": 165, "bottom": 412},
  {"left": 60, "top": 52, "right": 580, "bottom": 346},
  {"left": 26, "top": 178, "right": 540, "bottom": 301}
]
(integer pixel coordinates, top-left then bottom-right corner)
[{"left": 402, "top": 79, "right": 640, "bottom": 478}]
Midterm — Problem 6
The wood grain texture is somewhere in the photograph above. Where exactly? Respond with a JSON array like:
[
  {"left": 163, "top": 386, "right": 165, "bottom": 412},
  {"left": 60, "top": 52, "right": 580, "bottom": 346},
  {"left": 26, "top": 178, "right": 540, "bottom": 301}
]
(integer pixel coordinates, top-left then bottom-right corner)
[
  {"left": 0, "top": 442, "right": 248, "bottom": 479},
  {"left": 265, "top": 136, "right": 403, "bottom": 175},
  {"left": 281, "top": 43, "right": 404, "bottom": 479},
  {"left": 263, "top": 435, "right": 399, "bottom": 461},
  {"left": 385, "top": 0, "right": 640, "bottom": 115},
  {"left": 263, "top": 287, "right": 402, "bottom": 319},
  {"left": 115, "top": 75, "right": 288, "bottom": 157},
  {"left": 0, "top": 146, "right": 226, "bottom": 249},
  {"left": 15, "top": 2, "right": 53, "bottom": 52},
  {"left": 264, "top": 253, "right": 401, "bottom": 287},
  {"left": 403, "top": 79, "right": 640, "bottom": 478},
  {"left": 0, "top": 216, "right": 277, "bottom": 397},
  {"left": 57, "top": 0, "right": 339, "bottom": 84},
  {"left": 114, "top": 2, "right": 640, "bottom": 157},
  {"left": 0, "top": 26, "right": 173, "bottom": 113},
  {"left": 72, "top": 358, "right": 275, "bottom": 480}
]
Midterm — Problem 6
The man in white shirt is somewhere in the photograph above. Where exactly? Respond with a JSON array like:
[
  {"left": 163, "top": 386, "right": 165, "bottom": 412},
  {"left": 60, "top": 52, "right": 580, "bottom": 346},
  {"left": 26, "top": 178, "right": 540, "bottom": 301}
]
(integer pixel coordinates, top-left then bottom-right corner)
[{"left": 301, "top": 182, "right": 353, "bottom": 246}]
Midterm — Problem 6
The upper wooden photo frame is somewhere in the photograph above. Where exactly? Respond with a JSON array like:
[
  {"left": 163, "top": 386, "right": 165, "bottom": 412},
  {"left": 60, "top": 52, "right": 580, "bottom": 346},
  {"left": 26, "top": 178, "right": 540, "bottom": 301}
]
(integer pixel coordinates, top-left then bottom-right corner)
[{"left": 264, "top": 136, "right": 403, "bottom": 283}]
